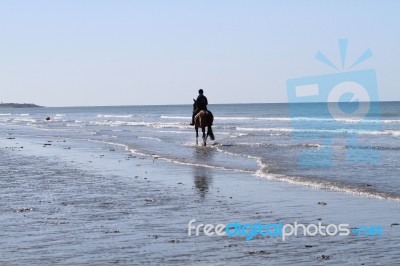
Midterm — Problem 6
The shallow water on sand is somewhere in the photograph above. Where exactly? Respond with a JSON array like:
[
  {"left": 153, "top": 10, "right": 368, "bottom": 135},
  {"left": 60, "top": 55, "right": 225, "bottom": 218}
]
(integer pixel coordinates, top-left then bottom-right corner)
[{"left": 0, "top": 131, "right": 400, "bottom": 265}]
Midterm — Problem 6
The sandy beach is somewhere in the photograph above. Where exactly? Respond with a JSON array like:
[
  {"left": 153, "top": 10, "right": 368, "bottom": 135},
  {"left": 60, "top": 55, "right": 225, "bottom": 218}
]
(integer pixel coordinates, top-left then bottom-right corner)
[{"left": 1, "top": 128, "right": 399, "bottom": 265}]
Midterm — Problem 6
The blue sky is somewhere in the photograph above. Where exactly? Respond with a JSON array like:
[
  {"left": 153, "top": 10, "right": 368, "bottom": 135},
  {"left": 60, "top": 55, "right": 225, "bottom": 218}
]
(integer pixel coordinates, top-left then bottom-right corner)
[{"left": 0, "top": 0, "right": 399, "bottom": 106}]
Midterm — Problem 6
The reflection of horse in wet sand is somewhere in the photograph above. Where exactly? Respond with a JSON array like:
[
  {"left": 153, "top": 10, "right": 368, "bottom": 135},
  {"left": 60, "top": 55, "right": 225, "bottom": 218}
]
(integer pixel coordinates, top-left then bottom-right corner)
[
  {"left": 193, "top": 147, "right": 214, "bottom": 199},
  {"left": 194, "top": 171, "right": 211, "bottom": 199},
  {"left": 193, "top": 99, "right": 215, "bottom": 146}
]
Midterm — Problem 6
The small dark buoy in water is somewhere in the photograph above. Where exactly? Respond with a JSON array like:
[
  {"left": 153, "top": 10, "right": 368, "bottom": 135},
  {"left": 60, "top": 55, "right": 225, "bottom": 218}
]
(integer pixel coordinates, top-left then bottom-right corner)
[{"left": 45, "top": 116, "right": 51, "bottom": 121}]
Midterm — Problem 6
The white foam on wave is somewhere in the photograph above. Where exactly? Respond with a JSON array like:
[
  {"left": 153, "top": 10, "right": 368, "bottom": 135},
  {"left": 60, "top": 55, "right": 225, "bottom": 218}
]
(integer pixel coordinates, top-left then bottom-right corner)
[
  {"left": 85, "top": 139, "right": 148, "bottom": 157},
  {"left": 272, "top": 116, "right": 400, "bottom": 124},
  {"left": 19, "top": 114, "right": 30, "bottom": 116},
  {"left": 336, "top": 118, "right": 400, "bottom": 124},
  {"left": 66, "top": 123, "right": 83, "bottom": 127},
  {"left": 237, "top": 127, "right": 292, "bottom": 132},
  {"left": 210, "top": 144, "right": 400, "bottom": 201},
  {"left": 215, "top": 146, "right": 261, "bottom": 161},
  {"left": 381, "top": 119, "right": 400, "bottom": 124},
  {"left": 161, "top": 115, "right": 190, "bottom": 120},
  {"left": 255, "top": 168, "right": 400, "bottom": 202},
  {"left": 93, "top": 121, "right": 148, "bottom": 127},
  {"left": 236, "top": 126, "right": 400, "bottom": 137},
  {"left": 92, "top": 120, "right": 191, "bottom": 129},
  {"left": 154, "top": 123, "right": 191, "bottom": 129},
  {"left": 12, "top": 118, "right": 37, "bottom": 123},
  {"left": 220, "top": 117, "right": 290, "bottom": 121},
  {"left": 97, "top": 114, "right": 133, "bottom": 118},
  {"left": 155, "top": 130, "right": 192, "bottom": 135},
  {"left": 151, "top": 153, "right": 253, "bottom": 173},
  {"left": 235, "top": 142, "right": 323, "bottom": 149},
  {"left": 161, "top": 115, "right": 400, "bottom": 125},
  {"left": 0, "top": 113, "right": 11, "bottom": 116},
  {"left": 138, "top": 136, "right": 162, "bottom": 142},
  {"left": 161, "top": 115, "right": 290, "bottom": 121}
]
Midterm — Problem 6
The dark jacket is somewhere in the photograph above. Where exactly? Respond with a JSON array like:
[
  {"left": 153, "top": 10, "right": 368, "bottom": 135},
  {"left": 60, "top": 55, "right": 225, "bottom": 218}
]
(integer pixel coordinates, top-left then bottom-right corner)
[{"left": 196, "top": 95, "right": 208, "bottom": 110}]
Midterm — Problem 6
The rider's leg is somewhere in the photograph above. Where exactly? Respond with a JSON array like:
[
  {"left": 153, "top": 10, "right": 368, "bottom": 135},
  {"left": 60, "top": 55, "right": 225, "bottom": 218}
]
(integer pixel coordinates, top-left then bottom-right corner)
[{"left": 191, "top": 109, "right": 199, "bottom": 125}]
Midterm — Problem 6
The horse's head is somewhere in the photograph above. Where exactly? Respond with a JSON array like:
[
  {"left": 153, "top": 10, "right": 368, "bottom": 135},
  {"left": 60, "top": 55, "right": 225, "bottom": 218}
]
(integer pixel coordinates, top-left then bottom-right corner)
[{"left": 193, "top": 99, "right": 197, "bottom": 112}]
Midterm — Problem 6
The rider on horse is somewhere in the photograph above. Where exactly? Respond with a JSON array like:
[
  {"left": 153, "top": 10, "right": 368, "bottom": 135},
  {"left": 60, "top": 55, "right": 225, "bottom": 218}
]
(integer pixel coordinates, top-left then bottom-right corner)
[{"left": 190, "top": 89, "right": 208, "bottom": 126}]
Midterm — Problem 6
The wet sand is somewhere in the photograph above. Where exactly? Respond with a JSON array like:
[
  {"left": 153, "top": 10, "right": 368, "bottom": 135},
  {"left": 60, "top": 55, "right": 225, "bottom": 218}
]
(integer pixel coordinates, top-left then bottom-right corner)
[{"left": 1, "top": 133, "right": 400, "bottom": 265}]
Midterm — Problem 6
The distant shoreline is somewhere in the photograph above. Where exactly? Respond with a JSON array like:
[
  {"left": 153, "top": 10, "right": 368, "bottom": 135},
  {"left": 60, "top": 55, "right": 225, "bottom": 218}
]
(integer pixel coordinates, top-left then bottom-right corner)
[{"left": 0, "top": 103, "right": 42, "bottom": 108}]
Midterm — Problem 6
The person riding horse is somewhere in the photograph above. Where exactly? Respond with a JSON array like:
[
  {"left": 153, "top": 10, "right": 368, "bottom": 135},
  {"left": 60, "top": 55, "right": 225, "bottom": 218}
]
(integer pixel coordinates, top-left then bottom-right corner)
[
  {"left": 190, "top": 89, "right": 208, "bottom": 126},
  {"left": 190, "top": 89, "right": 214, "bottom": 145}
]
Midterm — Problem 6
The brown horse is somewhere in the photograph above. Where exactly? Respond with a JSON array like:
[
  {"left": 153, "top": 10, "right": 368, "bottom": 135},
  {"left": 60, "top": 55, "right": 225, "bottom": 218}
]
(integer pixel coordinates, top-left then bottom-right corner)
[{"left": 193, "top": 99, "right": 215, "bottom": 146}]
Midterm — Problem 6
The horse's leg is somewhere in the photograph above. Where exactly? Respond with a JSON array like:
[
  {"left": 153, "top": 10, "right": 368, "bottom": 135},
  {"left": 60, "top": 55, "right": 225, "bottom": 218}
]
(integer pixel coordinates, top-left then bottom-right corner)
[
  {"left": 195, "top": 126, "right": 199, "bottom": 145},
  {"left": 202, "top": 127, "right": 206, "bottom": 146},
  {"left": 207, "top": 125, "right": 215, "bottom": 141}
]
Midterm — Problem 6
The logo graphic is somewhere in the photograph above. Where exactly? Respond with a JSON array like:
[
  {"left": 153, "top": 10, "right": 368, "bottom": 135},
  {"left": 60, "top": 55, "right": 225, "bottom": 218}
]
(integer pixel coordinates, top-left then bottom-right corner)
[
  {"left": 187, "top": 219, "right": 384, "bottom": 241},
  {"left": 286, "top": 39, "right": 381, "bottom": 168}
]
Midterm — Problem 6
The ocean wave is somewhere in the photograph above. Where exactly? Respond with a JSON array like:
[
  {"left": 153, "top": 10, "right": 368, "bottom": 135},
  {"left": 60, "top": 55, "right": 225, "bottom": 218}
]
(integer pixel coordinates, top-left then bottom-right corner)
[
  {"left": 160, "top": 115, "right": 190, "bottom": 120},
  {"left": 237, "top": 127, "right": 292, "bottom": 132},
  {"left": 345, "top": 145, "right": 400, "bottom": 151},
  {"left": 155, "top": 130, "right": 192, "bottom": 134},
  {"left": 0, "top": 113, "right": 11, "bottom": 116},
  {"left": 291, "top": 117, "right": 400, "bottom": 124},
  {"left": 236, "top": 142, "right": 323, "bottom": 149},
  {"left": 161, "top": 115, "right": 291, "bottom": 121},
  {"left": 288, "top": 117, "right": 400, "bottom": 124},
  {"left": 92, "top": 120, "right": 191, "bottom": 129},
  {"left": 383, "top": 130, "right": 400, "bottom": 137},
  {"left": 155, "top": 129, "right": 229, "bottom": 135},
  {"left": 161, "top": 115, "right": 400, "bottom": 124},
  {"left": 236, "top": 127, "right": 400, "bottom": 137},
  {"left": 271, "top": 142, "right": 395, "bottom": 151},
  {"left": 215, "top": 146, "right": 261, "bottom": 161},
  {"left": 93, "top": 121, "right": 147, "bottom": 127},
  {"left": 85, "top": 139, "right": 149, "bottom": 157},
  {"left": 97, "top": 114, "right": 133, "bottom": 118},
  {"left": 66, "top": 123, "right": 83, "bottom": 127},
  {"left": 138, "top": 136, "right": 162, "bottom": 142},
  {"left": 255, "top": 168, "right": 400, "bottom": 201},
  {"left": 12, "top": 118, "right": 37, "bottom": 123}
]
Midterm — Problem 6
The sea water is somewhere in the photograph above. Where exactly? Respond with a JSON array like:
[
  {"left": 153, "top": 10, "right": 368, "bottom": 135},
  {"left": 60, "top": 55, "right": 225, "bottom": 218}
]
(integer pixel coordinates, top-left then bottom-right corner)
[{"left": 1, "top": 102, "right": 399, "bottom": 200}]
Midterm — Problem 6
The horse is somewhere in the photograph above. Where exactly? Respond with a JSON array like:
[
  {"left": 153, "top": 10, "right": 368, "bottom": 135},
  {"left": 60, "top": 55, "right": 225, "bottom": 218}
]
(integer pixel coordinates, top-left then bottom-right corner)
[{"left": 193, "top": 99, "right": 215, "bottom": 146}]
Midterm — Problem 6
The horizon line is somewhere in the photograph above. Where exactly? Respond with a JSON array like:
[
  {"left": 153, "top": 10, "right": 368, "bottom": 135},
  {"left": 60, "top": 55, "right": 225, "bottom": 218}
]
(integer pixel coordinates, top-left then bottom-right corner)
[{"left": 13, "top": 100, "right": 400, "bottom": 108}]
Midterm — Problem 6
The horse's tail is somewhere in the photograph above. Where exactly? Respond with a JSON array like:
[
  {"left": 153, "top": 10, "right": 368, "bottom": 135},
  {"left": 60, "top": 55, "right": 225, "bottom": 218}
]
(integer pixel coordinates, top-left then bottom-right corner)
[{"left": 208, "top": 126, "right": 215, "bottom": 141}]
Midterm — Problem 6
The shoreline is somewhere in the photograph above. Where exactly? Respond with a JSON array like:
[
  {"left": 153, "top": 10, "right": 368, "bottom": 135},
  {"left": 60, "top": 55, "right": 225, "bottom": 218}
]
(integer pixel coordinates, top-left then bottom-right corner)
[
  {"left": 1, "top": 130, "right": 400, "bottom": 265},
  {"left": 0, "top": 103, "right": 42, "bottom": 108}
]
